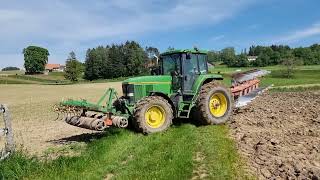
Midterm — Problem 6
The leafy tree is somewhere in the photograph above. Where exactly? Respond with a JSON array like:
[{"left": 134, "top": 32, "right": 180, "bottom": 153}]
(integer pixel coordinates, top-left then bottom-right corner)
[
  {"left": 99, "top": 46, "right": 112, "bottom": 79},
  {"left": 220, "top": 47, "right": 236, "bottom": 66},
  {"left": 207, "top": 51, "right": 221, "bottom": 63},
  {"left": 23, "top": 46, "right": 49, "bottom": 74},
  {"left": 84, "top": 41, "right": 147, "bottom": 80},
  {"left": 269, "top": 51, "right": 281, "bottom": 65},
  {"left": 1, "top": 67, "right": 20, "bottom": 71},
  {"left": 281, "top": 58, "right": 296, "bottom": 78},
  {"left": 84, "top": 48, "right": 102, "bottom": 80},
  {"left": 234, "top": 54, "right": 249, "bottom": 67},
  {"left": 64, "top": 51, "right": 83, "bottom": 82}
]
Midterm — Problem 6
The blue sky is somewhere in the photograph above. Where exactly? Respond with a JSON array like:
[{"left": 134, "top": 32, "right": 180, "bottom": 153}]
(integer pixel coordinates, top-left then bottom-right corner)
[{"left": 0, "top": 0, "right": 320, "bottom": 69}]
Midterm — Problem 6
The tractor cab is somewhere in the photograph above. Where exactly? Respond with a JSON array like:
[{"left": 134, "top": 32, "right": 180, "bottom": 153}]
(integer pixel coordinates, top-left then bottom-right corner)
[{"left": 158, "top": 49, "right": 210, "bottom": 93}]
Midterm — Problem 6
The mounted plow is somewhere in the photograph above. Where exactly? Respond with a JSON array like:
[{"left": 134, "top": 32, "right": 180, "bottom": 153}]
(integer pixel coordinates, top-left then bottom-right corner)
[
  {"left": 0, "top": 104, "right": 15, "bottom": 161},
  {"left": 231, "top": 69, "right": 271, "bottom": 107}
]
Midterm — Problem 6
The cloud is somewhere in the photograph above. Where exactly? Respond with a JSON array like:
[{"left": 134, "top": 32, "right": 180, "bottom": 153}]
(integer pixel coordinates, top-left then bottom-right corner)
[
  {"left": 209, "top": 35, "right": 225, "bottom": 42},
  {"left": 271, "top": 22, "right": 320, "bottom": 43},
  {"left": 0, "top": 0, "right": 255, "bottom": 42},
  {"left": 0, "top": 0, "right": 255, "bottom": 67}
]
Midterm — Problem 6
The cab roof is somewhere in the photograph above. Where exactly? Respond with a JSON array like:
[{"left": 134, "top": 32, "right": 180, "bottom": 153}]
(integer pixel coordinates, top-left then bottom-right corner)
[{"left": 160, "top": 49, "right": 208, "bottom": 56}]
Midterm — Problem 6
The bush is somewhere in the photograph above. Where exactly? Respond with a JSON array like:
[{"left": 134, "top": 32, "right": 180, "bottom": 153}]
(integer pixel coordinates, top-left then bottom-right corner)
[{"left": 2, "top": 67, "right": 20, "bottom": 71}]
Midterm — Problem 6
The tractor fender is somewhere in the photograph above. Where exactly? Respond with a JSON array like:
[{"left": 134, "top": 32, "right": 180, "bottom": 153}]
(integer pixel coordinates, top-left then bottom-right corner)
[
  {"left": 149, "top": 92, "right": 176, "bottom": 117},
  {"left": 192, "top": 75, "right": 223, "bottom": 94}
]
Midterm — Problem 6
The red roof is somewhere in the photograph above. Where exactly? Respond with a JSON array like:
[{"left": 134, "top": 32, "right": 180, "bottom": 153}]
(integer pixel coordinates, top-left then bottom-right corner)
[{"left": 45, "top": 64, "right": 60, "bottom": 70}]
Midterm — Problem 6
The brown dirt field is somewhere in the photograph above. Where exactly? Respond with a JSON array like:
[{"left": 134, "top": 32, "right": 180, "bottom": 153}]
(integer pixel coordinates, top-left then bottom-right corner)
[
  {"left": 0, "top": 82, "right": 122, "bottom": 156},
  {"left": 229, "top": 91, "right": 320, "bottom": 179}
]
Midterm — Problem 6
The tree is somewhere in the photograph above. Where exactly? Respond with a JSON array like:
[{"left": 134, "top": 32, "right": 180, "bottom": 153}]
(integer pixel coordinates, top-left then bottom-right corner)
[
  {"left": 1, "top": 67, "right": 20, "bottom": 71},
  {"left": 84, "top": 41, "right": 148, "bottom": 80},
  {"left": 64, "top": 51, "right": 83, "bottom": 81},
  {"left": 23, "top": 46, "right": 49, "bottom": 74},
  {"left": 124, "top": 41, "right": 148, "bottom": 76},
  {"left": 281, "top": 58, "right": 296, "bottom": 78},
  {"left": 234, "top": 54, "right": 249, "bottom": 67},
  {"left": 280, "top": 51, "right": 302, "bottom": 78},
  {"left": 207, "top": 51, "right": 221, "bottom": 63},
  {"left": 84, "top": 48, "right": 103, "bottom": 80},
  {"left": 220, "top": 47, "right": 236, "bottom": 66}
]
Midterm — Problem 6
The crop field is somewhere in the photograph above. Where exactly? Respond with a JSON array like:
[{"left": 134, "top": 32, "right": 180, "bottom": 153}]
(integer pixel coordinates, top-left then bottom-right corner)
[{"left": 0, "top": 65, "right": 320, "bottom": 179}]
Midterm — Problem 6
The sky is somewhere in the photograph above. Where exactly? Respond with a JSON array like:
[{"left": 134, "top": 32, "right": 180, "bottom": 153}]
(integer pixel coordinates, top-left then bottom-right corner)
[{"left": 0, "top": 0, "right": 320, "bottom": 69}]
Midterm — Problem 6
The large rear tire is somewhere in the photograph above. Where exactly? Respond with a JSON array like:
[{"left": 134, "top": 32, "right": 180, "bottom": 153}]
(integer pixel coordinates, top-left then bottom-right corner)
[
  {"left": 195, "top": 81, "right": 233, "bottom": 125},
  {"left": 133, "top": 96, "right": 173, "bottom": 134}
]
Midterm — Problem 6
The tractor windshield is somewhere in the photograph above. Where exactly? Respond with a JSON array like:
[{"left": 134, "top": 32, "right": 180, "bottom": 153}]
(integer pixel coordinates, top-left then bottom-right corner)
[{"left": 160, "top": 54, "right": 180, "bottom": 75}]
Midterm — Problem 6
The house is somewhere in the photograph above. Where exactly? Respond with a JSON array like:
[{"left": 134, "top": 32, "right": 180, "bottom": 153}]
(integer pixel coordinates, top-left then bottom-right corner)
[
  {"left": 247, "top": 56, "right": 258, "bottom": 62},
  {"left": 45, "top": 64, "right": 65, "bottom": 72}
]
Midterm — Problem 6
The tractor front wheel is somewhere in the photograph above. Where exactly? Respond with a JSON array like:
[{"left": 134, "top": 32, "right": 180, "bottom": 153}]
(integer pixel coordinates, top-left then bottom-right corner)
[
  {"left": 133, "top": 96, "right": 173, "bottom": 134},
  {"left": 195, "top": 81, "right": 233, "bottom": 125}
]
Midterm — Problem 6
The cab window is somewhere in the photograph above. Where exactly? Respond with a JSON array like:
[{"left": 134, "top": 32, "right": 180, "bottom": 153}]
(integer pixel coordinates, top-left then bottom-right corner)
[
  {"left": 161, "top": 54, "right": 180, "bottom": 75},
  {"left": 198, "top": 54, "right": 208, "bottom": 74}
]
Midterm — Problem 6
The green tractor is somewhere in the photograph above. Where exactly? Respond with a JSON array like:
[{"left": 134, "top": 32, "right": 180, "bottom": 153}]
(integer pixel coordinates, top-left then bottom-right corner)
[{"left": 55, "top": 48, "right": 268, "bottom": 134}]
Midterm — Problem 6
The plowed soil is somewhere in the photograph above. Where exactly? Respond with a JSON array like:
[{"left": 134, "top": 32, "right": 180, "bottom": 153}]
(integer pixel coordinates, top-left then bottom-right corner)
[{"left": 229, "top": 91, "right": 320, "bottom": 179}]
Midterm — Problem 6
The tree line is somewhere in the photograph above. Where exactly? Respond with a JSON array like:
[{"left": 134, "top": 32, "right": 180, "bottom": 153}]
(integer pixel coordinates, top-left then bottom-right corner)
[
  {"left": 84, "top": 41, "right": 149, "bottom": 80},
  {"left": 22, "top": 43, "right": 320, "bottom": 80},
  {"left": 208, "top": 44, "right": 320, "bottom": 67},
  {"left": 1, "top": 67, "right": 20, "bottom": 71}
]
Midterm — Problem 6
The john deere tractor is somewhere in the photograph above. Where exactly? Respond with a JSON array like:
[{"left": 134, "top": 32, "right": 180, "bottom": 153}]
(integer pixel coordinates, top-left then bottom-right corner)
[{"left": 56, "top": 48, "right": 268, "bottom": 134}]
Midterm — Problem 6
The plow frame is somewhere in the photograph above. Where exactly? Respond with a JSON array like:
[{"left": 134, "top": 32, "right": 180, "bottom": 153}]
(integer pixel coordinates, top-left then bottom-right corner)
[
  {"left": 61, "top": 88, "right": 120, "bottom": 114},
  {"left": 0, "top": 104, "right": 15, "bottom": 161}
]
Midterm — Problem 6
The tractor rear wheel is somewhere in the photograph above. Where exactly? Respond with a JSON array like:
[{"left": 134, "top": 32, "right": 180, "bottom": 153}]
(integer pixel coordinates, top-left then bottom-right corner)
[
  {"left": 133, "top": 96, "right": 173, "bottom": 134},
  {"left": 195, "top": 81, "right": 233, "bottom": 125}
]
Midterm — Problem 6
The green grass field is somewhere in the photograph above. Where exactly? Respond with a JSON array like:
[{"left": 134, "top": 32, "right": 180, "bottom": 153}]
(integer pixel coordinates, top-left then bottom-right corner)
[
  {"left": 210, "top": 65, "right": 320, "bottom": 88},
  {"left": 0, "top": 126, "right": 248, "bottom": 180},
  {"left": 0, "top": 71, "right": 136, "bottom": 85},
  {"left": 0, "top": 71, "right": 69, "bottom": 84}
]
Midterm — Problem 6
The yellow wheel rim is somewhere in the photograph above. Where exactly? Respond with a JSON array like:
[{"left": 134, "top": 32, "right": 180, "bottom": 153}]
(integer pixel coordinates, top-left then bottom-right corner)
[
  {"left": 145, "top": 105, "right": 166, "bottom": 128},
  {"left": 209, "top": 92, "right": 228, "bottom": 117}
]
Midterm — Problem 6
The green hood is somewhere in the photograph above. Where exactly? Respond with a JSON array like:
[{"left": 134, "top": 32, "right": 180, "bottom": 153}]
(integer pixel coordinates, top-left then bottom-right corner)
[{"left": 123, "top": 75, "right": 171, "bottom": 84}]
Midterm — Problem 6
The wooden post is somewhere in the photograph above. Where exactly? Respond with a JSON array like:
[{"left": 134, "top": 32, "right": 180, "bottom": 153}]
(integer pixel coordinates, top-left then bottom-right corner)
[{"left": 0, "top": 104, "right": 15, "bottom": 160}]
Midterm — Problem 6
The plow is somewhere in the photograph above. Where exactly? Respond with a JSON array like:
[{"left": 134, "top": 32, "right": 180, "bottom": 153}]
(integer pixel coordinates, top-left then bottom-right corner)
[{"left": 54, "top": 48, "right": 270, "bottom": 134}]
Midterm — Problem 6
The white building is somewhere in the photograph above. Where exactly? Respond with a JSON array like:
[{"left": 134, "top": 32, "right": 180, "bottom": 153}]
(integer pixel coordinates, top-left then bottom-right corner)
[{"left": 247, "top": 56, "right": 258, "bottom": 62}]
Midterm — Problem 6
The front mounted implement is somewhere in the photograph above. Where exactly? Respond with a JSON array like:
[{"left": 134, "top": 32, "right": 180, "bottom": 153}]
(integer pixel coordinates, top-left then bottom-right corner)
[{"left": 55, "top": 88, "right": 129, "bottom": 131}]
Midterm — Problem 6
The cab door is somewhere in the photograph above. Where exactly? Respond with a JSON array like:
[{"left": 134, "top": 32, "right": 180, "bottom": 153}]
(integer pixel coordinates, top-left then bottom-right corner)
[{"left": 182, "top": 54, "right": 200, "bottom": 93}]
